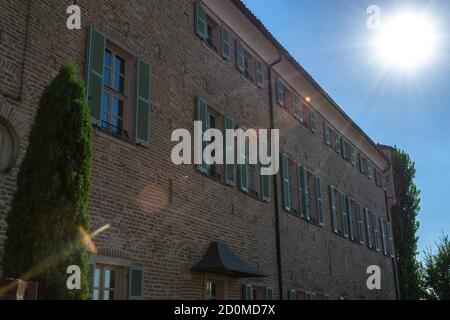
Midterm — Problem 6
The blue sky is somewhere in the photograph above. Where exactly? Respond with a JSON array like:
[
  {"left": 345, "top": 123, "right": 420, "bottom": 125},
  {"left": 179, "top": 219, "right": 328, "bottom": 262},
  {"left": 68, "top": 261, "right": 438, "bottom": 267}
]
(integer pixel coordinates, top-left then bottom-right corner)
[{"left": 242, "top": 0, "right": 450, "bottom": 258}]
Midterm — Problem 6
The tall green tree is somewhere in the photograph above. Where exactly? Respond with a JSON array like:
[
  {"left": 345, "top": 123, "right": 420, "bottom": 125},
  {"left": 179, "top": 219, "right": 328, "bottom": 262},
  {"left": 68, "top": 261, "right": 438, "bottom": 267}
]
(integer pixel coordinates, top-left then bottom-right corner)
[
  {"left": 2, "top": 61, "right": 92, "bottom": 299},
  {"left": 423, "top": 234, "right": 450, "bottom": 300},
  {"left": 390, "top": 148, "right": 424, "bottom": 299}
]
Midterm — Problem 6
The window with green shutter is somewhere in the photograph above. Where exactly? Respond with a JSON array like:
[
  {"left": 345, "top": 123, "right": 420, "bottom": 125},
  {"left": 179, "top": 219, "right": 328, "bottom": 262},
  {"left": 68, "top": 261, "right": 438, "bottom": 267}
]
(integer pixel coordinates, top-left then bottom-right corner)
[
  {"left": 135, "top": 58, "right": 152, "bottom": 147},
  {"left": 276, "top": 79, "right": 284, "bottom": 106},
  {"left": 256, "top": 59, "right": 264, "bottom": 88},
  {"left": 281, "top": 153, "right": 291, "bottom": 211},
  {"left": 365, "top": 208, "right": 373, "bottom": 248},
  {"left": 329, "top": 185, "right": 338, "bottom": 233},
  {"left": 316, "top": 176, "right": 324, "bottom": 227},
  {"left": 341, "top": 193, "right": 349, "bottom": 238},
  {"left": 86, "top": 26, "right": 106, "bottom": 125},
  {"left": 87, "top": 263, "right": 95, "bottom": 300},
  {"left": 223, "top": 116, "right": 235, "bottom": 186},
  {"left": 356, "top": 203, "right": 365, "bottom": 245},
  {"left": 288, "top": 289, "right": 297, "bottom": 300},
  {"left": 128, "top": 266, "right": 144, "bottom": 300},
  {"left": 368, "top": 161, "right": 373, "bottom": 180},
  {"left": 196, "top": 97, "right": 209, "bottom": 174},
  {"left": 236, "top": 39, "right": 244, "bottom": 72},
  {"left": 220, "top": 26, "right": 231, "bottom": 60},
  {"left": 195, "top": 1, "right": 206, "bottom": 39},
  {"left": 351, "top": 147, "right": 357, "bottom": 166}
]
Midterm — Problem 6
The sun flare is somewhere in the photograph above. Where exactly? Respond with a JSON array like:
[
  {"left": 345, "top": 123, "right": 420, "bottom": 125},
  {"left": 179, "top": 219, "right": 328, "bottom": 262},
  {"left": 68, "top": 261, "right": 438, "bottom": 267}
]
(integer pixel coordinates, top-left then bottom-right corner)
[{"left": 375, "top": 11, "right": 437, "bottom": 69}]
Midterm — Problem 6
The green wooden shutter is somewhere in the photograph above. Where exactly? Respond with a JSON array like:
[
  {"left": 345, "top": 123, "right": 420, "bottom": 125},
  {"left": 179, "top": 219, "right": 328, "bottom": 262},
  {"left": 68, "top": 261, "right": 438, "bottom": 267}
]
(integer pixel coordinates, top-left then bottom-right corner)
[
  {"left": 368, "top": 161, "right": 373, "bottom": 179},
  {"left": 341, "top": 193, "right": 349, "bottom": 238},
  {"left": 86, "top": 26, "right": 105, "bottom": 125},
  {"left": 297, "top": 165, "right": 305, "bottom": 218},
  {"left": 196, "top": 97, "right": 209, "bottom": 174},
  {"left": 281, "top": 153, "right": 291, "bottom": 211},
  {"left": 356, "top": 203, "right": 365, "bottom": 245},
  {"left": 373, "top": 213, "right": 380, "bottom": 252},
  {"left": 303, "top": 167, "right": 311, "bottom": 221},
  {"left": 316, "top": 176, "right": 324, "bottom": 227},
  {"left": 310, "top": 111, "right": 316, "bottom": 133},
  {"left": 128, "top": 266, "right": 144, "bottom": 300},
  {"left": 260, "top": 168, "right": 270, "bottom": 202},
  {"left": 87, "top": 263, "right": 95, "bottom": 300},
  {"left": 224, "top": 116, "right": 235, "bottom": 186},
  {"left": 195, "top": 1, "right": 206, "bottom": 39},
  {"left": 135, "top": 58, "right": 152, "bottom": 147},
  {"left": 329, "top": 185, "right": 338, "bottom": 233},
  {"left": 221, "top": 26, "right": 231, "bottom": 60},
  {"left": 380, "top": 217, "right": 387, "bottom": 255},
  {"left": 236, "top": 39, "right": 244, "bottom": 72},
  {"left": 244, "top": 284, "right": 253, "bottom": 300},
  {"left": 256, "top": 59, "right": 264, "bottom": 88},
  {"left": 266, "top": 287, "right": 274, "bottom": 300},
  {"left": 365, "top": 208, "right": 373, "bottom": 248},
  {"left": 276, "top": 79, "right": 284, "bottom": 105},
  {"left": 346, "top": 197, "right": 354, "bottom": 241}
]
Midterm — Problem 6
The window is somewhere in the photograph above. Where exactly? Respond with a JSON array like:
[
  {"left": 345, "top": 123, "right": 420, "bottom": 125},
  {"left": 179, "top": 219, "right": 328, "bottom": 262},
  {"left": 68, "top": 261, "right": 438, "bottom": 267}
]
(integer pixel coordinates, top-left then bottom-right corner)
[
  {"left": 243, "top": 50, "right": 255, "bottom": 82},
  {"left": 356, "top": 203, "right": 365, "bottom": 245},
  {"left": 323, "top": 122, "right": 330, "bottom": 145},
  {"left": 368, "top": 161, "right": 373, "bottom": 179},
  {"left": 336, "top": 135, "right": 342, "bottom": 154},
  {"left": 91, "top": 264, "right": 127, "bottom": 300},
  {"left": 342, "top": 140, "right": 350, "bottom": 160},
  {"left": 256, "top": 59, "right": 264, "bottom": 87},
  {"left": 293, "top": 95, "right": 302, "bottom": 121},
  {"left": 310, "top": 111, "right": 316, "bottom": 133},
  {"left": 276, "top": 79, "right": 284, "bottom": 106},
  {"left": 351, "top": 147, "right": 357, "bottom": 166},
  {"left": 86, "top": 27, "right": 151, "bottom": 146},
  {"left": 365, "top": 208, "right": 373, "bottom": 248},
  {"left": 329, "top": 185, "right": 338, "bottom": 234},
  {"left": 244, "top": 284, "right": 270, "bottom": 300},
  {"left": 102, "top": 48, "right": 129, "bottom": 137},
  {"left": 248, "top": 163, "right": 260, "bottom": 198},
  {"left": 220, "top": 26, "right": 231, "bottom": 60},
  {"left": 373, "top": 213, "right": 381, "bottom": 252},
  {"left": 207, "top": 111, "right": 224, "bottom": 181},
  {"left": 281, "top": 153, "right": 291, "bottom": 211},
  {"left": 341, "top": 193, "right": 349, "bottom": 238},
  {"left": 289, "top": 161, "right": 299, "bottom": 216},
  {"left": 315, "top": 176, "right": 324, "bottom": 227},
  {"left": 0, "top": 122, "right": 15, "bottom": 172},
  {"left": 288, "top": 289, "right": 297, "bottom": 300},
  {"left": 387, "top": 222, "right": 395, "bottom": 258},
  {"left": 380, "top": 218, "right": 388, "bottom": 255},
  {"left": 206, "top": 279, "right": 225, "bottom": 300}
]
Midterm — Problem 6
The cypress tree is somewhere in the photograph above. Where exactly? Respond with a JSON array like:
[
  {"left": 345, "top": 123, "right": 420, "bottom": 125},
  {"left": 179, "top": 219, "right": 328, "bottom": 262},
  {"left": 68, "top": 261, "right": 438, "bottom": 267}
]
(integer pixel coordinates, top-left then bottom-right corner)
[
  {"left": 391, "top": 148, "right": 424, "bottom": 299},
  {"left": 2, "top": 61, "right": 92, "bottom": 299}
]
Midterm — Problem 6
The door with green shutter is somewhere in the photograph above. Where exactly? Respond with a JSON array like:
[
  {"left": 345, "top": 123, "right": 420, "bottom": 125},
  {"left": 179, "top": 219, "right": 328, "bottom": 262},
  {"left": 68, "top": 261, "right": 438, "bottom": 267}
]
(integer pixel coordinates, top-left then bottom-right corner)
[
  {"left": 86, "top": 26, "right": 106, "bottom": 125},
  {"left": 135, "top": 58, "right": 152, "bottom": 147}
]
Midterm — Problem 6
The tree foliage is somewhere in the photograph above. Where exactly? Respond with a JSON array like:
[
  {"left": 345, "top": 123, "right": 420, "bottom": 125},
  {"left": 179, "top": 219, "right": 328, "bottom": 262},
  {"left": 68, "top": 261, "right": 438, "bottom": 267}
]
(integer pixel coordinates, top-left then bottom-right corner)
[
  {"left": 423, "top": 234, "right": 450, "bottom": 300},
  {"left": 390, "top": 148, "right": 424, "bottom": 299},
  {"left": 2, "top": 61, "right": 92, "bottom": 299}
]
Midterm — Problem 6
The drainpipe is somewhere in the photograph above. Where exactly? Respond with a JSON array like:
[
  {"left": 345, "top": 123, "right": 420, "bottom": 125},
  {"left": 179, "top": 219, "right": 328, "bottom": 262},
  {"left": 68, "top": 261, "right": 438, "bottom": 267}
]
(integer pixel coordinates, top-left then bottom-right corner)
[
  {"left": 382, "top": 160, "right": 401, "bottom": 300},
  {"left": 267, "top": 53, "right": 283, "bottom": 299}
]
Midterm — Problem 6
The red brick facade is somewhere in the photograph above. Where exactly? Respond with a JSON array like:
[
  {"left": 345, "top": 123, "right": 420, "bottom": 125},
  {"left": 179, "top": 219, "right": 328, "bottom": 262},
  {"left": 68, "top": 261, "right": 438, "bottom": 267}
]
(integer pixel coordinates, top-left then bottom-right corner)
[{"left": 0, "top": 0, "right": 398, "bottom": 299}]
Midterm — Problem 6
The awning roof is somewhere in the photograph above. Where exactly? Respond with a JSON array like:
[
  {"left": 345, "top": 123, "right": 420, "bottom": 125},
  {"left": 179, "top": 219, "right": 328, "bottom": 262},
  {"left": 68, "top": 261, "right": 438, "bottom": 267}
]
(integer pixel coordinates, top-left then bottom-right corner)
[{"left": 191, "top": 242, "right": 266, "bottom": 278}]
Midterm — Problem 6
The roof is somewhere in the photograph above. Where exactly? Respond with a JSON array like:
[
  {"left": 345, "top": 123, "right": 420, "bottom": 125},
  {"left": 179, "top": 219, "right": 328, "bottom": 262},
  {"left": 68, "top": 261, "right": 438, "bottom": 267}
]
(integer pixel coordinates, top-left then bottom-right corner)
[
  {"left": 191, "top": 242, "right": 266, "bottom": 278},
  {"left": 231, "top": 0, "right": 389, "bottom": 163}
]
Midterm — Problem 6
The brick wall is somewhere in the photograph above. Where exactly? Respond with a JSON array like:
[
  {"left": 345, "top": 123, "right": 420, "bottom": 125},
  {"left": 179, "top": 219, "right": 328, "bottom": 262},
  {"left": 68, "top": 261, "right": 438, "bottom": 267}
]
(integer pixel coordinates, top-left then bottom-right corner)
[{"left": 0, "top": 0, "right": 397, "bottom": 299}]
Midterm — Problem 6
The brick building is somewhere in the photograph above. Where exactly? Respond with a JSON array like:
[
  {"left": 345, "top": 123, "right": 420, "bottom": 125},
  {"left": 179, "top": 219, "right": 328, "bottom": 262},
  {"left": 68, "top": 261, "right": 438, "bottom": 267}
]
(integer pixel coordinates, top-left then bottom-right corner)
[{"left": 0, "top": 0, "right": 399, "bottom": 299}]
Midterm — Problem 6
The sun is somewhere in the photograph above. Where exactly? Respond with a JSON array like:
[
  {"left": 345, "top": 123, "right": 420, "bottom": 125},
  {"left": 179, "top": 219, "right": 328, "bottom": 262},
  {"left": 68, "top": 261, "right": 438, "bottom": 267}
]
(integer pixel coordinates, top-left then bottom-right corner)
[{"left": 375, "top": 11, "right": 437, "bottom": 69}]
